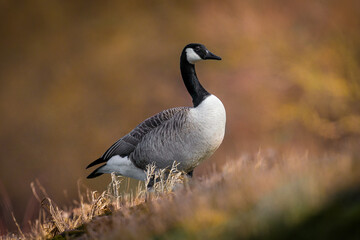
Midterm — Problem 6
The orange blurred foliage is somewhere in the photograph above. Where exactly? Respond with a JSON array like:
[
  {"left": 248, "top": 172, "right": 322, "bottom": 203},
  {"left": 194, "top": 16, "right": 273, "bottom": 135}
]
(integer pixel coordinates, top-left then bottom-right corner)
[{"left": 0, "top": 0, "right": 359, "bottom": 233}]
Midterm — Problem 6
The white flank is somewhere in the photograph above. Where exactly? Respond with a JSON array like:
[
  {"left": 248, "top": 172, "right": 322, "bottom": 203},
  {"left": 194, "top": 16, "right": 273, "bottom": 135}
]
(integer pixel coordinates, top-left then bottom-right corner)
[
  {"left": 99, "top": 155, "right": 146, "bottom": 180},
  {"left": 185, "top": 48, "right": 202, "bottom": 64}
]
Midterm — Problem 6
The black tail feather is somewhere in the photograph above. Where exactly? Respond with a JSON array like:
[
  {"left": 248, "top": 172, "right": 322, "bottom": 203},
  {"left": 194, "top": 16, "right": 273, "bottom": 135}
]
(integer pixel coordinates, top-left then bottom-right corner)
[
  {"left": 86, "top": 158, "right": 106, "bottom": 169},
  {"left": 187, "top": 170, "right": 194, "bottom": 178},
  {"left": 87, "top": 164, "right": 106, "bottom": 179}
]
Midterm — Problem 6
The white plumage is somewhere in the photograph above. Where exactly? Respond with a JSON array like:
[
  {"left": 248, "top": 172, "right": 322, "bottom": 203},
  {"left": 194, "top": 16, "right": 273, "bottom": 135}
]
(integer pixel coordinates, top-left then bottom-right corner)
[
  {"left": 185, "top": 48, "right": 202, "bottom": 64},
  {"left": 99, "top": 155, "right": 146, "bottom": 180}
]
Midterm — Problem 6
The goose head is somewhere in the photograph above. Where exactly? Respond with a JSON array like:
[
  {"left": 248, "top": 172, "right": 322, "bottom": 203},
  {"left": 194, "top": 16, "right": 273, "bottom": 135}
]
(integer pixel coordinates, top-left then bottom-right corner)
[{"left": 183, "top": 43, "right": 222, "bottom": 64}]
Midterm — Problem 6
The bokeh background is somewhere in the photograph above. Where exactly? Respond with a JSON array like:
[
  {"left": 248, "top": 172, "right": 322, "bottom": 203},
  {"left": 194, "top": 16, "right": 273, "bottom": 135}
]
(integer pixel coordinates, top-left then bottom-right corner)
[{"left": 0, "top": 0, "right": 359, "bottom": 233}]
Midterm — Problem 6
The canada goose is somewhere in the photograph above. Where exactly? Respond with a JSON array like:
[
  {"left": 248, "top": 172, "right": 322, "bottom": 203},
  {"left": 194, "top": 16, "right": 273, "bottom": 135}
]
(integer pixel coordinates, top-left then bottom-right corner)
[{"left": 86, "top": 43, "right": 226, "bottom": 181}]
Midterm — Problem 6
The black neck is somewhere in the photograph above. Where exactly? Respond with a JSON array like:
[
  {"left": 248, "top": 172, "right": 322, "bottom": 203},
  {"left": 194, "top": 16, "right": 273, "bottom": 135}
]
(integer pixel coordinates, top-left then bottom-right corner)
[{"left": 180, "top": 54, "right": 210, "bottom": 107}]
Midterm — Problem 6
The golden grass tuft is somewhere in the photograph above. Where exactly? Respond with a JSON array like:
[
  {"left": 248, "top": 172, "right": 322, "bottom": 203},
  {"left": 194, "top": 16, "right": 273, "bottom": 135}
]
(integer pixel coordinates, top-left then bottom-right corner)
[{"left": 1, "top": 149, "right": 360, "bottom": 239}]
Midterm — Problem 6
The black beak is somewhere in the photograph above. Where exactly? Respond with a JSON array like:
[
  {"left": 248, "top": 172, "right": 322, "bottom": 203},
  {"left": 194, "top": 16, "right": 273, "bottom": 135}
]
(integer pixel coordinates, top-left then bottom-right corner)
[{"left": 204, "top": 50, "right": 222, "bottom": 60}]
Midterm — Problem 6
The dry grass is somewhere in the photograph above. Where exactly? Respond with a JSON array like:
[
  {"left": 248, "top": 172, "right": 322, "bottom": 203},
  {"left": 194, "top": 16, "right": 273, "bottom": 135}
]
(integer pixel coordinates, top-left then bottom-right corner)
[
  {"left": 1, "top": 149, "right": 360, "bottom": 239},
  {"left": 1, "top": 162, "right": 186, "bottom": 239}
]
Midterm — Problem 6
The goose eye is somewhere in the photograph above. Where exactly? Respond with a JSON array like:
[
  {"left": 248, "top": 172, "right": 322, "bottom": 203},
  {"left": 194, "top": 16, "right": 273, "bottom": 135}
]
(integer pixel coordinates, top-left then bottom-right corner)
[{"left": 195, "top": 46, "right": 201, "bottom": 51}]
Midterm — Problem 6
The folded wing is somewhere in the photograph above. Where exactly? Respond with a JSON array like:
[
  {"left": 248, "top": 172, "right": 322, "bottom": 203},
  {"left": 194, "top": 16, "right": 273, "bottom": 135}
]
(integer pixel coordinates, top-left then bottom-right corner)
[{"left": 86, "top": 107, "right": 189, "bottom": 169}]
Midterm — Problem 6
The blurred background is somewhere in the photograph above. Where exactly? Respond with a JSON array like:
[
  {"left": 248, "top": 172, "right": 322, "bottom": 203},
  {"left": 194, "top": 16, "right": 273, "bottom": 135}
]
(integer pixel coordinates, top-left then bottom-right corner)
[{"left": 0, "top": 0, "right": 359, "bottom": 234}]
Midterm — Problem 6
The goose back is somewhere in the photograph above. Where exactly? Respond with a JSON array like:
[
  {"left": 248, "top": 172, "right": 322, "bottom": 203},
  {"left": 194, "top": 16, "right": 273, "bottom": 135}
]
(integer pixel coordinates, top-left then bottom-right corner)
[{"left": 130, "top": 95, "right": 226, "bottom": 172}]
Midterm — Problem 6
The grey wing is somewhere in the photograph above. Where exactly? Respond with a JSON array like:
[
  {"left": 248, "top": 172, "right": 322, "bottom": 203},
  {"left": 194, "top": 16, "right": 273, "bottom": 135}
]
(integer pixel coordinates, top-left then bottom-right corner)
[
  {"left": 130, "top": 109, "right": 191, "bottom": 170},
  {"left": 86, "top": 107, "right": 189, "bottom": 169}
]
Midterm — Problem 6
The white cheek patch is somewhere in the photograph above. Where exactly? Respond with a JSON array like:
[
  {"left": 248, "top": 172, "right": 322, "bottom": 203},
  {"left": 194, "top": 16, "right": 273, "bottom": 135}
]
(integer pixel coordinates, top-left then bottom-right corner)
[{"left": 185, "top": 48, "right": 202, "bottom": 64}]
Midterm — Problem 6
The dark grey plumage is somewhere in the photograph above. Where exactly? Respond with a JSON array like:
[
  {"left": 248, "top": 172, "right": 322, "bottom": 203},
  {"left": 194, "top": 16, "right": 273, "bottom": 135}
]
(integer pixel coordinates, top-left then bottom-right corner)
[
  {"left": 131, "top": 108, "right": 191, "bottom": 170},
  {"left": 86, "top": 107, "right": 189, "bottom": 170}
]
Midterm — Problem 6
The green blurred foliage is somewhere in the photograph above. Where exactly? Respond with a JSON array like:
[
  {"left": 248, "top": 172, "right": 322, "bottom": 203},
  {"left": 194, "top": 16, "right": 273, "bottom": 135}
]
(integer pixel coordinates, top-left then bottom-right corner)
[{"left": 0, "top": 0, "right": 359, "bottom": 233}]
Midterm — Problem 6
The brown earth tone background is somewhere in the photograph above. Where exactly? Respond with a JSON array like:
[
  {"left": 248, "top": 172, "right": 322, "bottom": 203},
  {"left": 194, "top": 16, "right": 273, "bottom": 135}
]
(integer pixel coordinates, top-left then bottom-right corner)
[{"left": 0, "top": 0, "right": 359, "bottom": 234}]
